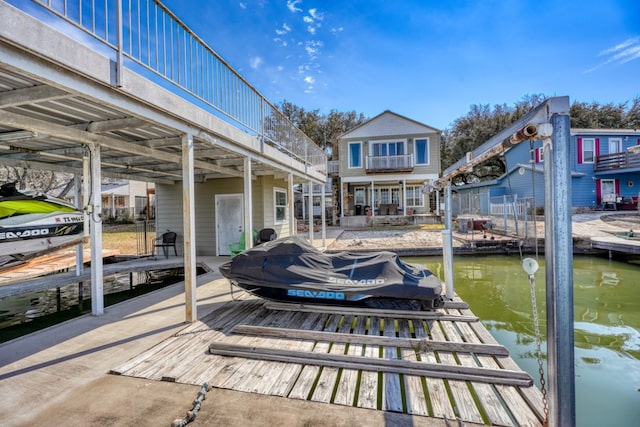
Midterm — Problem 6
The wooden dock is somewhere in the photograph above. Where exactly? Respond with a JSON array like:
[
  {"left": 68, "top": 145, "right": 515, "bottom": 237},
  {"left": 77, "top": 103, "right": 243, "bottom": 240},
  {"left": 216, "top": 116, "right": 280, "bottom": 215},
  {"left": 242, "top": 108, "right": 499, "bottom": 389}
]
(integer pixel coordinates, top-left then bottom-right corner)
[{"left": 112, "top": 294, "right": 545, "bottom": 426}]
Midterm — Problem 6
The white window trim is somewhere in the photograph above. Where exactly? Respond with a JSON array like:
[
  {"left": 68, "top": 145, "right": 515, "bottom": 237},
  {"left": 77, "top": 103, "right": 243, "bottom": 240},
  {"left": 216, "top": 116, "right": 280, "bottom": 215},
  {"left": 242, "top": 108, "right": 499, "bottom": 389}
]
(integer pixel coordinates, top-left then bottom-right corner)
[
  {"left": 406, "top": 185, "right": 424, "bottom": 207},
  {"left": 368, "top": 139, "right": 407, "bottom": 157},
  {"left": 414, "top": 138, "right": 430, "bottom": 165},
  {"left": 348, "top": 142, "right": 362, "bottom": 168},
  {"left": 274, "top": 187, "right": 288, "bottom": 224},
  {"left": 582, "top": 138, "right": 595, "bottom": 163}
]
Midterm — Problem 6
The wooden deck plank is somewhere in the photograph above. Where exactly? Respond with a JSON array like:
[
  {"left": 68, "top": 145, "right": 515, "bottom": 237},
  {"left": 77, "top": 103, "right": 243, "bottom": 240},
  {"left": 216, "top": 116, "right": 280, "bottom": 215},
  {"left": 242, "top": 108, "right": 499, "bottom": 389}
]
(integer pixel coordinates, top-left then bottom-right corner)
[
  {"left": 397, "top": 319, "right": 429, "bottom": 416},
  {"left": 332, "top": 315, "right": 367, "bottom": 406},
  {"left": 413, "top": 318, "right": 456, "bottom": 420},
  {"left": 311, "top": 315, "right": 354, "bottom": 403},
  {"left": 287, "top": 314, "right": 342, "bottom": 400},
  {"left": 430, "top": 320, "right": 485, "bottom": 424},
  {"left": 460, "top": 310, "right": 546, "bottom": 426},
  {"left": 382, "top": 317, "right": 404, "bottom": 412},
  {"left": 439, "top": 318, "right": 514, "bottom": 426},
  {"left": 356, "top": 316, "right": 379, "bottom": 410}
]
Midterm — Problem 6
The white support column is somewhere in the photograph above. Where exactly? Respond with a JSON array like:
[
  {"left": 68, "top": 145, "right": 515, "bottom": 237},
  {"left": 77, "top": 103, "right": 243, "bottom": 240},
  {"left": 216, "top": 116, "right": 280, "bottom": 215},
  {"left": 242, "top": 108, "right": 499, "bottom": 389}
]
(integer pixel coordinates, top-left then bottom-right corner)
[
  {"left": 320, "top": 186, "right": 326, "bottom": 247},
  {"left": 339, "top": 179, "right": 344, "bottom": 218},
  {"left": 88, "top": 144, "right": 104, "bottom": 316},
  {"left": 370, "top": 181, "right": 375, "bottom": 216},
  {"left": 402, "top": 180, "right": 407, "bottom": 214},
  {"left": 182, "top": 133, "right": 197, "bottom": 323},
  {"left": 288, "top": 173, "right": 295, "bottom": 237},
  {"left": 243, "top": 156, "right": 253, "bottom": 248},
  {"left": 308, "top": 180, "right": 314, "bottom": 244},
  {"left": 74, "top": 174, "right": 84, "bottom": 276}
]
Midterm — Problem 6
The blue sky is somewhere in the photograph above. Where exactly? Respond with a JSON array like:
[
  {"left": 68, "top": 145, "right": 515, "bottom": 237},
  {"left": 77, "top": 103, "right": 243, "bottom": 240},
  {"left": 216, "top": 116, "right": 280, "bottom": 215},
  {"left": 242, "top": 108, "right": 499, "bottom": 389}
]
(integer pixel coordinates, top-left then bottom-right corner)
[{"left": 163, "top": 0, "right": 639, "bottom": 130}]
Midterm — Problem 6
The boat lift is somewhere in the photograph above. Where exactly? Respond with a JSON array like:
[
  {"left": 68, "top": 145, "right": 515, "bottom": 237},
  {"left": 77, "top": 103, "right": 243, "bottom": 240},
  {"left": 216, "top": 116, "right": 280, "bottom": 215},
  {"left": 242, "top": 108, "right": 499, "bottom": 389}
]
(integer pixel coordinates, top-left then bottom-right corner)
[{"left": 433, "top": 96, "right": 575, "bottom": 427}]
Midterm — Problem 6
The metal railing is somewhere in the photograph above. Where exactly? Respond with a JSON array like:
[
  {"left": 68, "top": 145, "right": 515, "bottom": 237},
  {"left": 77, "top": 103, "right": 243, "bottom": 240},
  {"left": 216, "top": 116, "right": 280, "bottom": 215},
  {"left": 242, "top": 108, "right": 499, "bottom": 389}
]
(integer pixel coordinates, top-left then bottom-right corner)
[
  {"left": 29, "top": 0, "right": 326, "bottom": 172},
  {"left": 594, "top": 151, "right": 640, "bottom": 172},
  {"left": 366, "top": 154, "right": 413, "bottom": 171}
]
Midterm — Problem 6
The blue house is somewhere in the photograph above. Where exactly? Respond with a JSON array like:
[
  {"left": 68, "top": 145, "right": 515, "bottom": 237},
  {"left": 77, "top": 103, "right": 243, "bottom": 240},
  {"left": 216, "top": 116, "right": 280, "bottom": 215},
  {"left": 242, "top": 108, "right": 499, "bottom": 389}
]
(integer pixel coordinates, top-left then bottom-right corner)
[{"left": 448, "top": 128, "right": 640, "bottom": 214}]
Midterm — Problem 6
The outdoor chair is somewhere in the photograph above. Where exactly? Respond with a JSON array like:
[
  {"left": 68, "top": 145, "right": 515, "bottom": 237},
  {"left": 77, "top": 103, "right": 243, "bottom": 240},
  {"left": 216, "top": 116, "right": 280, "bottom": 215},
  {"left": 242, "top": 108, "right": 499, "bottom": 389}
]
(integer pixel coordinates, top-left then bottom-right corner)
[
  {"left": 229, "top": 230, "right": 257, "bottom": 258},
  {"left": 154, "top": 230, "right": 177, "bottom": 259},
  {"left": 256, "top": 228, "right": 277, "bottom": 245}
]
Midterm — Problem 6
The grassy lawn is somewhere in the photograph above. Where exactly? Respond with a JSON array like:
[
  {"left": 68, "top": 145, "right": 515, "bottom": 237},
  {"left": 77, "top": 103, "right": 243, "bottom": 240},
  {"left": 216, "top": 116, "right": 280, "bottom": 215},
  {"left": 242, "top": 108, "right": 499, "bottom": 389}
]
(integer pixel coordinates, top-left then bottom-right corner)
[{"left": 100, "top": 222, "right": 155, "bottom": 256}]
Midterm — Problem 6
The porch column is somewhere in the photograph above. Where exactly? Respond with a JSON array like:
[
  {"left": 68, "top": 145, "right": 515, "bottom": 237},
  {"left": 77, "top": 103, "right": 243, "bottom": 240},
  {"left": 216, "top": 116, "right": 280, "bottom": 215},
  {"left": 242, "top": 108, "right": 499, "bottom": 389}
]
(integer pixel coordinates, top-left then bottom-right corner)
[
  {"left": 88, "top": 143, "right": 103, "bottom": 316},
  {"left": 182, "top": 133, "right": 197, "bottom": 322},
  {"left": 320, "top": 184, "right": 326, "bottom": 247},
  {"left": 308, "top": 179, "right": 314, "bottom": 244},
  {"left": 370, "top": 181, "right": 375, "bottom": 216},
  {"left": 288, "top": 173, "right": 295, "bottom": 237},
  {"left": 402, "top": 180, "right": 407, "bottom": 214},
  {"left": 339, "top": 178, "right": 344, "bottom": 218},
  {"left": 243, "top": 156, "right": 253, "bottom": 249}
]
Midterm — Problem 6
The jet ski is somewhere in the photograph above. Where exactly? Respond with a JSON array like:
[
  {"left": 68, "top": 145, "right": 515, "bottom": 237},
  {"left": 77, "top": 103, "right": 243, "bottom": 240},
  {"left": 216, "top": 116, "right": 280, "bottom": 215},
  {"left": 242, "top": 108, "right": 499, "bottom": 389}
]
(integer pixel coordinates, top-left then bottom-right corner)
[
  {"left": 219, "top": 235, "right": 444, "bottom": 310},
  {"left": 0, "top": 182, "right": 85, "bottom": 260}
]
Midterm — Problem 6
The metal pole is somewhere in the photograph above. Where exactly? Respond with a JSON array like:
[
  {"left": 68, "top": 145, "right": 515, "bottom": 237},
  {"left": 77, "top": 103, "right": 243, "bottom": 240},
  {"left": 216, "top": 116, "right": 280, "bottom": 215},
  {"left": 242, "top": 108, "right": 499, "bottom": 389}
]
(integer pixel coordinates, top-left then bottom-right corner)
[
  {"left": 442, "top": 181, "right": 454, "bottom": 299},
  {"left": 544, "top": 113, "right": 575, "bottom": 427}
]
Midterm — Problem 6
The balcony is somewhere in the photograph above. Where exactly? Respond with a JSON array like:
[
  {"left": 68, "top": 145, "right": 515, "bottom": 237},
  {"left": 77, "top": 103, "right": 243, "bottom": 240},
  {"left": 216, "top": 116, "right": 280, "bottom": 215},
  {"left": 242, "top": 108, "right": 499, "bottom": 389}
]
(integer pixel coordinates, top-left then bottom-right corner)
[
  {"left": 365, "top": 154, "right": 414, "bottom": 173},
  {"left": 594, "top": 151, "right": 640, "bottom": 172},
  {"left": 327, "top": 160, "right": 340, "bottom": 176}
]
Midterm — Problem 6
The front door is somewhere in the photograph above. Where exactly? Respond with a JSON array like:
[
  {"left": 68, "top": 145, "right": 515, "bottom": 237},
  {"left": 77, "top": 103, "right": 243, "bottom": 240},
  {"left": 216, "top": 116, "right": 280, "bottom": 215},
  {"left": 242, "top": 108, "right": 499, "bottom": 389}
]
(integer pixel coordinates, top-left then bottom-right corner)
[{"left": 215, "top": 193, "right": 244, "bottom": 256}]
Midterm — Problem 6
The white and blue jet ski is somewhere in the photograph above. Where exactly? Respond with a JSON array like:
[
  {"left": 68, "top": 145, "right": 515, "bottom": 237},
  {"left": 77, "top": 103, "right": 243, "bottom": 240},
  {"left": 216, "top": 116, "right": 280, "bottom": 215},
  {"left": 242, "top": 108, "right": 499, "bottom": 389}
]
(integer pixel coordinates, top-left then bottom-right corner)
[{"left": 219, "top": 235, "right": 444, "bottom": 310}]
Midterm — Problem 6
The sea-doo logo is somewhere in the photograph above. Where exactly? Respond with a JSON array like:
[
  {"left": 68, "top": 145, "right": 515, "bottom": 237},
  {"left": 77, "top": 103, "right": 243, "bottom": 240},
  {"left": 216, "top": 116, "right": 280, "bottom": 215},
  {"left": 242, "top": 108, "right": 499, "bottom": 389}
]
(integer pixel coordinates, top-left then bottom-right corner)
[
  {"left": 287, "top": 289, "right": 346, "bottom": 300},
  {"left": 328, "top": 277, "right": 385, "bottom": 285},
  {"left": 0, "top": 229, "right": 50, "bottom": 240}
]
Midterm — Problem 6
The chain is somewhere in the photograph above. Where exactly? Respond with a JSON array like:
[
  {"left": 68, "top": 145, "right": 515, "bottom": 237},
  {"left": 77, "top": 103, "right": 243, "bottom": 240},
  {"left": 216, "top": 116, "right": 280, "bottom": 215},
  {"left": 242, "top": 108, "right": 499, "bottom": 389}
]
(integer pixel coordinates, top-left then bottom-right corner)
[{"left": 528, "top": 271, "right": 549, "bottom": 424}]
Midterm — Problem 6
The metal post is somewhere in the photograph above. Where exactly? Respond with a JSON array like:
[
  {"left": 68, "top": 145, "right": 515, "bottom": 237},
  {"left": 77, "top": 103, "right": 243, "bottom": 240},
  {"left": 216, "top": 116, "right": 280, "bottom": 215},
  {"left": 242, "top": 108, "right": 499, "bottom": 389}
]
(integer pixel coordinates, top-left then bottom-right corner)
[
  {"left": 115, "top": 0, "right": 123, "bottom": 87},
  {"left": 442, "top": 181, "right": 454, "bottom": 299},
  {"left": 320, "top": 185, "right": 326, "bottom": 247},
  {"left": 308, "top": 180, "right": 314, "bottom": 243},
  {"left": 88, "top": 144, "right": 104, "bottom": 315},
  {"left": 544, "top": 113, "right": 575, "bottom": 427},
  {"left": 243, "top": 156, "right": 253, "bottom": 249}
]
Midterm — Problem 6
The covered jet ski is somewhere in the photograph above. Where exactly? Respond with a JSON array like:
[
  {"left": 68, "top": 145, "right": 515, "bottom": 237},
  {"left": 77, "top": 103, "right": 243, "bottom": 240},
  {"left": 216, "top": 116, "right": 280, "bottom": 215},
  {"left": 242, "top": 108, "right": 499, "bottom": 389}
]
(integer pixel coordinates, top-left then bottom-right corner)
[
  {"left": 0, "top": 182, "right": 85, "bottom": 261},
  {"left": 219, "top": 235, "right": 444, "bottom": 310}
]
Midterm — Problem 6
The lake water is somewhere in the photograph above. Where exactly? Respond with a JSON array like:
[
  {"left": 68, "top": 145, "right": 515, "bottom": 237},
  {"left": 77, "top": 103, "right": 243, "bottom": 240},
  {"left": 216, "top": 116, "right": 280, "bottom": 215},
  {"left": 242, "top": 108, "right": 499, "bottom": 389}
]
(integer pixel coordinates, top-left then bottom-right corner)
[{"left": 403, "top": 254, "right": 640, "bottom": 427}]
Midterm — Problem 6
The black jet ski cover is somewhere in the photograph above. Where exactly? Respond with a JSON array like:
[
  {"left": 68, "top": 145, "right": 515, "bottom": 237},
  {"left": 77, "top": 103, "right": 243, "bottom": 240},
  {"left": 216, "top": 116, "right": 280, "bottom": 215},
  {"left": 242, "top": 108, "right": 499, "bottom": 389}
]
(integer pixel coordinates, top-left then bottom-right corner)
[{"left": 219, "top": 235, "right": 443, "bottom": 308}]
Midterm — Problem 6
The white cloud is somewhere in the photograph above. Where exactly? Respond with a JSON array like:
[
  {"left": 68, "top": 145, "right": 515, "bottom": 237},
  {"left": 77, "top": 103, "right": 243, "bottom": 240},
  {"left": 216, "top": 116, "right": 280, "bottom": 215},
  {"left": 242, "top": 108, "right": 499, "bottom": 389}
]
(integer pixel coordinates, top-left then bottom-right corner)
[
  {"left": 275, "top": 23, "right": 291, "bottom": 35},
  {"left": 287, "top": 0, "right": 302, "bottom": 13},
  {"left": 249, "top": 56, "right": 263, "bottom": 70},
  {"left": 586, "top": 37, "right": 640, "bottom": 72},
  {"left": 331, "top": 27, "right": 343, "bottom": 35},
  {"left": 239, "top": 2, "right": 246, "bottom": 9},
  {"left": 304, "top": 76, "right": 315, "bottom": 84}
]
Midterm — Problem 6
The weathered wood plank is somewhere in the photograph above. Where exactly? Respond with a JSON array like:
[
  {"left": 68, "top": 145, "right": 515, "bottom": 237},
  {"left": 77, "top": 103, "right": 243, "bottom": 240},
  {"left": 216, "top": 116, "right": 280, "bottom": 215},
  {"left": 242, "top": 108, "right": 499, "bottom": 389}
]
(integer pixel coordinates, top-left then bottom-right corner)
[
  {"left": 287, "top": 314, "right": 342, "bottom": 400},
  {"left": 311, "top": 315, "right": 354, "bottom": 403},
  {"left": 230, "top": 324, "right": 509, "bottom": 355},
  {"left": 357, "top": 316, "right": 380, "bottom": 410},
  {"left": 430, "top": 321, "right": 485, "bottom": 424},
  {"left": 382, "top": 317, "right": 404, "bottom": 412},
  {"left": 332, "top": 315, "right": 367, "bottom": 406},
  {"left": 397, "top": 319, "right": 429, "bottom": 416},
  {"left": 440, "top": 318, "right": 514, "bottom": 426},
  {"left": 412, "top": 318, "right": 456, "bottom": 419},
  {"left": 264, "top": 301, "right": 479, "bottom": 322}
]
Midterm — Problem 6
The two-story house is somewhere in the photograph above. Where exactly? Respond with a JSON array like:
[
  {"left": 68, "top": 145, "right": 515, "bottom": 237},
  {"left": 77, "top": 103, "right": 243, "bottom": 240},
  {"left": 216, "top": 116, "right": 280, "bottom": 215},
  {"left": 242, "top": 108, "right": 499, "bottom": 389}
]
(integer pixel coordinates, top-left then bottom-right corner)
[
  {"left": 333, "top": 111, "right": 441, "bottom": 226},
  {"left": 447, "top": 128, "right": 640, "bottom": 215}
]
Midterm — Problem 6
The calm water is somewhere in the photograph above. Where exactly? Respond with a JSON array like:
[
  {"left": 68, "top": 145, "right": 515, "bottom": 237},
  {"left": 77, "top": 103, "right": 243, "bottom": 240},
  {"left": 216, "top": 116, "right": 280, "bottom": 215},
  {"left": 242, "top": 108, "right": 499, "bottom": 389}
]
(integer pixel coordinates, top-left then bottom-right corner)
[{"left": 403, "top": 254, "right": 640, "bottom": 427}]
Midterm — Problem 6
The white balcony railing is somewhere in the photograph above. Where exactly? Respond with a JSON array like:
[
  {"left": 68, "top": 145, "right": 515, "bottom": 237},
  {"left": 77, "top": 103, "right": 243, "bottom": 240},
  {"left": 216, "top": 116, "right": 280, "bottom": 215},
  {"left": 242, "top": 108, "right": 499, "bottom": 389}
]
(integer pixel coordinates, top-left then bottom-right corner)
[{"left": 366, "top": 154, "right": 413, "bottom": 171}]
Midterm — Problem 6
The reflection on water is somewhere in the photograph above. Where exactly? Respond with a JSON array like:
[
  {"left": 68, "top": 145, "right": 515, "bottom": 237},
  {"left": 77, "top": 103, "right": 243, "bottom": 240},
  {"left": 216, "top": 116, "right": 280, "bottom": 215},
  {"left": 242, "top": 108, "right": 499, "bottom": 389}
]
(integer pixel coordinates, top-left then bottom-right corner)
[{"left": 404, "top": 254, "right": 640, "bottom": 427}]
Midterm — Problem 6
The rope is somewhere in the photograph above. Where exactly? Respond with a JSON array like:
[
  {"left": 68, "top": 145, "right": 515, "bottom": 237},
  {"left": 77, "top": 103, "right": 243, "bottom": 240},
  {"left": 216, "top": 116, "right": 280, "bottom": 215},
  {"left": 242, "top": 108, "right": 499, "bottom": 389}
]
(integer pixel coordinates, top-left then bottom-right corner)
[{"left": 171, "top": 382, "right": 210, "bottom": 427}]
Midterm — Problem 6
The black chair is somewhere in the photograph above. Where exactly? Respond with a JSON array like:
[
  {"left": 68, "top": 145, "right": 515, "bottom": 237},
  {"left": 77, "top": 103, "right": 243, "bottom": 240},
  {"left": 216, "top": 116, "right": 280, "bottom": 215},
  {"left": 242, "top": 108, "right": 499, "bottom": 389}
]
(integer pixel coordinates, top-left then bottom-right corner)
[
  {"left": 154, "top": 231, "right": 177, "bottom": 258},
  {"left": 256, "top": 228, "right": 277, "bottom": 245}
]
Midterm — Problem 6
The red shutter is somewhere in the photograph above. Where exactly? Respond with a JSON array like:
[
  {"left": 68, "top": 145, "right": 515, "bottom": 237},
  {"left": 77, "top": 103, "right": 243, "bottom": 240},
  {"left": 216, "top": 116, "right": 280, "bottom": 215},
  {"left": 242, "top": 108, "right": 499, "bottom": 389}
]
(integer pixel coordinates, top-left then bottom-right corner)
[
  {"left": 595, "top": 179, "right": 601, "bottom": 203},
  {"left": 577, "top": 138, "right": 583, "bottom": 163},
  {"left": 595, "top": 138, "right": 600, "bottom": 157},
  {"left": 637, "top": 137, "right": 640, "bottom": 146},
  {"left": 535, "top": 148, "right": 540, "bottom": 163},
  {"left": 615, "top": 179, "right": 620, "bottom": 195}
]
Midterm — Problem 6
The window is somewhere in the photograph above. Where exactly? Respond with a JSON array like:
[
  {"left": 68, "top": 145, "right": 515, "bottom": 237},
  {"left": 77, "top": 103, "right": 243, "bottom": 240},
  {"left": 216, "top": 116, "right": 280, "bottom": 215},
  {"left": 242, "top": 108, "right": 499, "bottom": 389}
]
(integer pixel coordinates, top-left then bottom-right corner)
[
  {"left": 274, "top": 188, "right": 287, "bottom": 224},
  {"left": 582, "top": 138, "right": 595, "bottom": 163},
  {"left": 354, "top": 187, "right": 366, "bottom": 205},
  {"left": 535, "top": 147, "right": 544, "bottom": 163},
  {"left": 414, "top": 139, "right": 429, "bottom": 165},
  {"left": 348, "top": 142, "right": 362, "bottom": 168},
  {"left": 372, "top": 141, "right": 404, "bottom": 157},
  {"left": 406, "top": 186, "right": 424, "bottom": 207}
]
